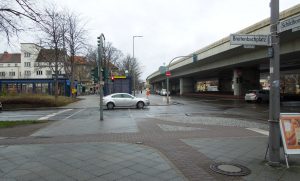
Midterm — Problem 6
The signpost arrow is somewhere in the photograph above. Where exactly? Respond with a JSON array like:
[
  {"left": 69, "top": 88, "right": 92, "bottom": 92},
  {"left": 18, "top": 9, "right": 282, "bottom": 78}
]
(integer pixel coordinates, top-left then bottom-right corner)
[
  {"left": 278, "top": 14, "right": 300, "bottom": 33},
  {"left": 230, "top": 34, "right": 271, "bottom": 46}
]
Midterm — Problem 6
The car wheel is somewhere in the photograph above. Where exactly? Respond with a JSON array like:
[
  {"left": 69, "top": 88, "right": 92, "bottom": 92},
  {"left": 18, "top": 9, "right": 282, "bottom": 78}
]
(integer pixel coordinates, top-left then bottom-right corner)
[
  {"left": 107, "top": 102, "right": 114, "bottom": 110},
  {"left": 256, "top": 98, "right": 262, "bottom": 103},
  {"left": 137, "top": 101, "right": 144, "bottom": 109}
]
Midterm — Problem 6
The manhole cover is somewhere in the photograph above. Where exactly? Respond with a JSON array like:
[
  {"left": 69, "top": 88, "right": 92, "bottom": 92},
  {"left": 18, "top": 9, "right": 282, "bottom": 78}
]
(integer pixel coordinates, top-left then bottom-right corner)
[{"left": 210, "top": 162, "right": 251, "bottom": 176}]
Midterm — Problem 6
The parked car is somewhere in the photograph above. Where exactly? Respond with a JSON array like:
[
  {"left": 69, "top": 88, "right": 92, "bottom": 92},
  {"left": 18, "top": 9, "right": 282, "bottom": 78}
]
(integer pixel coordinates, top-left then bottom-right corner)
[
  {"left": 245, "top": 90, "right": 269, "bottom": 103},
  {"left": 160, "top": 89, "right": 170, "bottom": 96},
  {"left": 103, "top": 93, "right": 150, "bottom": 109},
  {"left": 155, "top": 89, "right": 161, "bottom": 95}
]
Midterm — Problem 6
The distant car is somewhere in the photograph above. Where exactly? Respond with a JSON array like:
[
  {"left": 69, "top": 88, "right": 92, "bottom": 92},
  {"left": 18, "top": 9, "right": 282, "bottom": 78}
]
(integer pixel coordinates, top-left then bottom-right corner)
[
  {"left": 160, "top": 89, "right": 170, "bottom": 96},
  {"left": 103, "top": 93, "right": 150, "bottom": 109},
  {"left": 245, "top": 90, "right": 269, "bottom": 103}
]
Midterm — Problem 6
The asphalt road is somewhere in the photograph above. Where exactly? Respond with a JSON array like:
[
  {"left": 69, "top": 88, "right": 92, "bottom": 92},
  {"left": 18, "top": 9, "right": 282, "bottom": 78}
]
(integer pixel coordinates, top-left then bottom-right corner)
[{"left": 1, "top": 93, "right": 298, "bottom": 124}]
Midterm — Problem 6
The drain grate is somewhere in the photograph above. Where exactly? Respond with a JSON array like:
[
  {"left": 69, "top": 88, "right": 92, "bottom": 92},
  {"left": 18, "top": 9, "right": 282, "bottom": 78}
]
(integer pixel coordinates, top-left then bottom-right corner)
[{"left": 210, "top": 162, "right": 251, "bottom": 176}]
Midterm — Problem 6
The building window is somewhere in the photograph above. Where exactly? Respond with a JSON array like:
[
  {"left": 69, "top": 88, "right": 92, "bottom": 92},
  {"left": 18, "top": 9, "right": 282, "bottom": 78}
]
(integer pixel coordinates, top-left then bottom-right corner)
[
  {"left": 7, "top": 64, "right": 10, "bottom": 67},
  {"left": 9, "top": 72, "right": 15, "bottom": 76},
  {"left": 15, "top": 63, "right": 18, "bottom": 67},
  {"left": 25, "top": 71, "right": 31, "bottom": 76},
  {"left": 24, "top": 52, "right": 31, "bottom": 57},
  {"left": 0, "top": 72, "right": 5, "bottom": 77},
  {"left": 24, "top": 62, "right": 31, "bottom": 67},
  {"left": 37, "top": 70, "right": 43, "bottom": 75},
  {"left": 0, "top": 64, "right": 3, "bottom": 67}
]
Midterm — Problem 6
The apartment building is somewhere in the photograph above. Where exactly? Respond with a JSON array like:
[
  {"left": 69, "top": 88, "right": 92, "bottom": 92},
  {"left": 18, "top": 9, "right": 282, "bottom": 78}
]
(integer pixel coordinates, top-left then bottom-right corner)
[{"left": 0, "top": 43, "right": 66, "bottom": 79}]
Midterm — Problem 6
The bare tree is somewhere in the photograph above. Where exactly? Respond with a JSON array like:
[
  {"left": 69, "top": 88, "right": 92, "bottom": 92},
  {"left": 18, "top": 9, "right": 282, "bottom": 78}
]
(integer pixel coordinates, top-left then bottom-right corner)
[
  {"left": 0, "top": 0, "right": 41, "bottom": 43},
  {"left": 63, "top": 11, "right": 87, "bottom": 97},
  {"left": 37, "top": 6, "right": 65, "bottom": 101},
  {"left": 103, "top": 42, "right": 123, "bottom": 79},
  {"left": 119, "top": 54, "right": 142, "bottom": 88},
  {"left": 85, "top": 45, "right": 97, "bottom": 65}
]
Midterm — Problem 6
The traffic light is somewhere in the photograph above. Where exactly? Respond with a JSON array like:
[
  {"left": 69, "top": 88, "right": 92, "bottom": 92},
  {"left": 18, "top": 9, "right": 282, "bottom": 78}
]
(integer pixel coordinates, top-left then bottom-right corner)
[
  {"left": 91, "top": 67, "right": 99, "bottom": 82},
  {"left": 111, "top": 76, "right": 114, "bottom": 82}
]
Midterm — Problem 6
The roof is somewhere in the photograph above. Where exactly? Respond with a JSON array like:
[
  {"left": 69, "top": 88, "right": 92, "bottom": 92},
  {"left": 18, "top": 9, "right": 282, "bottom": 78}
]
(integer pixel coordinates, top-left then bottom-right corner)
[
  {"left": 0, "top": 52, "right": 21, "bottom": 63},
  {"left": 36, "top": 49, "right": 65, "bottom": 62},
  {"left": 74, "top": 56, "right": 88, "bottom": 65}
]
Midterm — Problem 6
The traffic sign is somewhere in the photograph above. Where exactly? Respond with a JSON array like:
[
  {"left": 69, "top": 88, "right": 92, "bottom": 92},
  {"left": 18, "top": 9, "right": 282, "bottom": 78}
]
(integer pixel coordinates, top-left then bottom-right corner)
[
  {"left": 278, "top": 14, "right": 300, "bottom": 33},
  {"left": 159, "top": 66, "right": 167, "bottom": 74},
  {"left": 166, "top": 71, "right": 171, "bottom": 77},
  {"left": 230, "top": 34, "right": 271, "bottom": 46}
]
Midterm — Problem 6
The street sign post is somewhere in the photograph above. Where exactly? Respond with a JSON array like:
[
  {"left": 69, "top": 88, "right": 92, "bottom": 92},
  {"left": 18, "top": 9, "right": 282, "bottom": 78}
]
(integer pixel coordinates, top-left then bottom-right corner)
[
  {"left": 230, "top": 34, "right": 271, "bottom": 46},
  {"left": 278, "top": 14, "right": 300, "bottom": 33}
]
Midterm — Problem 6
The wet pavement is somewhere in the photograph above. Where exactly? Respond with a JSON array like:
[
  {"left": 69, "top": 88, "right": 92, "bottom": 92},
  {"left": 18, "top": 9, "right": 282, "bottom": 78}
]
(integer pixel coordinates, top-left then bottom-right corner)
[{"left": 1, "top": 93, "right": 300, "bottom": 180}]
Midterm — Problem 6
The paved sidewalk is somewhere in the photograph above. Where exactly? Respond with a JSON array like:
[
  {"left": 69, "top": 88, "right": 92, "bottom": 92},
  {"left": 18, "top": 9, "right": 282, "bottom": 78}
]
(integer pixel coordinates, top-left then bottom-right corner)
[
  {"left": 1, "top": 95, "right": 300, "bottom": 180},
  {"left": 0, "top": 142, "right": 185, "bottom": 181}
]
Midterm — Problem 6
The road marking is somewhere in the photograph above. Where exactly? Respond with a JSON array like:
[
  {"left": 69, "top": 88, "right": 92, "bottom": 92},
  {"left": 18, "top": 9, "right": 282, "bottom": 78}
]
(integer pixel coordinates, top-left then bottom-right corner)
[
  {"left": 38, "top": 109, "right": 73, "bottom": 120},
  {"left": 62, "top": 109, "right": 85, "bottom": 120},
  {"left": 246, "top": 128, "right": 269, "bottom": 136}
]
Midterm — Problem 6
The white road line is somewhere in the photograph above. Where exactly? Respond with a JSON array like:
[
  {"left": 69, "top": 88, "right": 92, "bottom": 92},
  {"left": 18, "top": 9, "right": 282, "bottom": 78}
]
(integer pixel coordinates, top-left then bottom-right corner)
[
  {"left": 38, "top": 109, "right": 73, "bottom": 120},
  {"left": 246, "top": 128, "right": 269, "bottom": 136},
  {"left": 62, "top": 109, "right": 85, "bottom": 120}
]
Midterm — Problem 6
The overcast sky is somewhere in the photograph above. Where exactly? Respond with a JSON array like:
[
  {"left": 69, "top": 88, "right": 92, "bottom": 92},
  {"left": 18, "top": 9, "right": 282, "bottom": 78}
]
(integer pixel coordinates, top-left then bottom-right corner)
[{"left": 1, "top": 0, "right": 299, "bottom": 80}]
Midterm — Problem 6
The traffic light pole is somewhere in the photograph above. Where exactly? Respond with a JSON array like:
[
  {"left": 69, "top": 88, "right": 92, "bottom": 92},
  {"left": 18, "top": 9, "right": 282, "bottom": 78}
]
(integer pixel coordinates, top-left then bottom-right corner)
[
  {"left": 98, "top": 34, "right": 105, "bottom": 121},
  {"left": 268, "top": 0, "right": 280, "bottom": 166}
]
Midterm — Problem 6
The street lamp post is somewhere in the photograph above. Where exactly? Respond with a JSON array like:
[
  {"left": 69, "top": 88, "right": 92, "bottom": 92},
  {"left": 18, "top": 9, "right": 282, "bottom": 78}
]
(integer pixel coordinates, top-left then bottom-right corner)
[
  {"left": 133, "top": 35, "right": 143, "bottom": 96},
  {"left": 166, "top": 55, "right": 197, "bottom": 104}
]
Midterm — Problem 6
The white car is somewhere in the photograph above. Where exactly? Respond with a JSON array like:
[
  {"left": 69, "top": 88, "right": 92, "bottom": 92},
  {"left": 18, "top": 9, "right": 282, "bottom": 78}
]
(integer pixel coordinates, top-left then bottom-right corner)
[
  {"left": 245, "top": 90, "right": 269, "bottom": 103},
  {"left": 103, "top": 93, "right": 150, "bottom": 109},
  {"left": 160, "top": 89, "right": 170, "bottom": 96}
]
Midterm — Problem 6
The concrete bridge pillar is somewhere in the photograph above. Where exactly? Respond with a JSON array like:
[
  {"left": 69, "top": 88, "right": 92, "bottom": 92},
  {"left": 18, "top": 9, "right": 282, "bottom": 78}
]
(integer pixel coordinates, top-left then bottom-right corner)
[
  {"left": 233, "top": 69, "right": 242, "bottom": 96},
  {"left": 233, "top": 67, "right": 260, "bottom": 96},
  {"left": 180, "top": 78, "right": 194, "bottom": 95}
]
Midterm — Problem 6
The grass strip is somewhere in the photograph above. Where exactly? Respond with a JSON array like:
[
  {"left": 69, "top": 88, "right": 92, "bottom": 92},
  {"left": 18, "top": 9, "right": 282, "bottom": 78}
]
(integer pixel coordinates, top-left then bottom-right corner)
[{"left": 0, "top": 120, "right": 48, "bottom": 128}]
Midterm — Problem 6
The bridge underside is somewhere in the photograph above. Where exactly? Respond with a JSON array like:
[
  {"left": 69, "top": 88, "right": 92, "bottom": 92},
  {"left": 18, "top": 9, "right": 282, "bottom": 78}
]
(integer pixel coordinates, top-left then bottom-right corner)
[{"left": 149, "top": 31, "right": 300, "bottom": 96}]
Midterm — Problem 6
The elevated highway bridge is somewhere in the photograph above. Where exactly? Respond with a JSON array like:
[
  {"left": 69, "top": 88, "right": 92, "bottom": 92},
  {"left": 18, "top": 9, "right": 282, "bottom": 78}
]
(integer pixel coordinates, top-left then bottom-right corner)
[{"left": 147, "top": 5, "right": 300, "bottom": 97}]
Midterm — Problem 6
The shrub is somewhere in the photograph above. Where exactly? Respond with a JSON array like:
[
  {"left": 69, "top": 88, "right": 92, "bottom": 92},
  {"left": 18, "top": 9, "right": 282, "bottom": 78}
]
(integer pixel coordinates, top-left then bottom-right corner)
[{"left": 0, "top": 94, "right": 77, "bottom": 109}]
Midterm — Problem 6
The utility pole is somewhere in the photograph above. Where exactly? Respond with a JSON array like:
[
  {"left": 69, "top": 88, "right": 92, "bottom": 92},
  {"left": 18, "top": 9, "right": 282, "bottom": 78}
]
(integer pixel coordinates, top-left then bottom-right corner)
[
  {"left": 98, "top": 34, "right": 105, "bottom": 121},
  {"left": 268, "top": 0, "right": 280, "bottom": 166}
]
